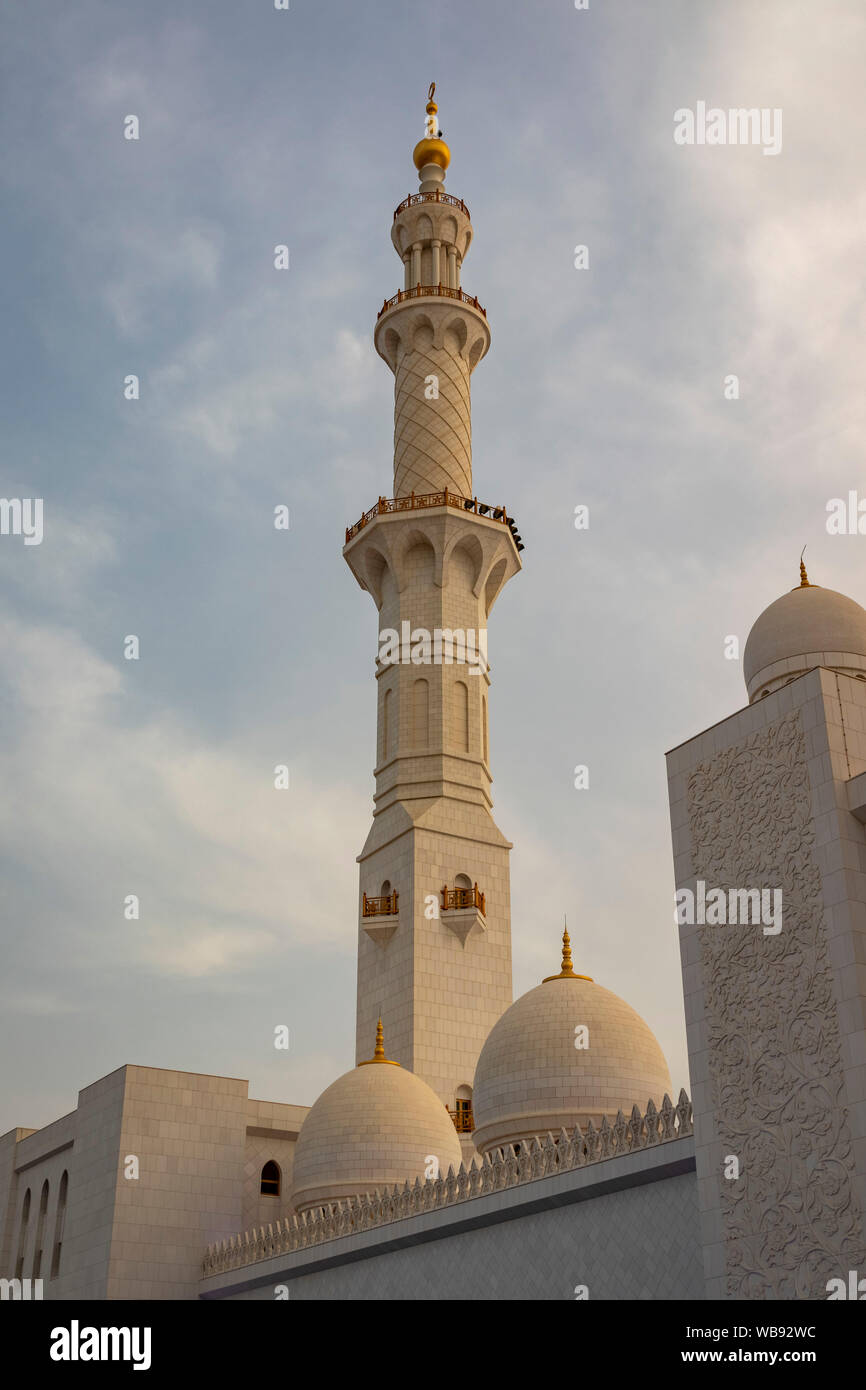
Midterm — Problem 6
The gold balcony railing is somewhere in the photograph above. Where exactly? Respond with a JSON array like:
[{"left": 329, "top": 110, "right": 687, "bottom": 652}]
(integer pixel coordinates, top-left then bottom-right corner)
[
  {"left": 393, "top": 190, "right": 470, "bottom": 221},
  {"left": 346, "top": 491, "right": 511, "bottom": 544},
  {"left": 377, "top": 285, "right": 486, "bottom": 321},
  {"left": 447, "top": 1106, "right": 474, "bottom": 1133},
  {"left": 441, "top": 883, "right": 486, "bottom": 916},
  {"left": 362, "top": 891, "right": 399, "bottom": 918}
]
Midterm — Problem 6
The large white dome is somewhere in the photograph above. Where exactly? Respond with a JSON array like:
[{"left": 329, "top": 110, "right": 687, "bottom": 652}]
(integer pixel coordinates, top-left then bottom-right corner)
[
  {"left": 291, "top": 1021, "right": 463, "bottom": 1212},
  {"left": 743, "top": 569, "right": 866, "bottom": 703},
  {"left": 472, "top": 934, "right": 672, "bottom": 1155}
]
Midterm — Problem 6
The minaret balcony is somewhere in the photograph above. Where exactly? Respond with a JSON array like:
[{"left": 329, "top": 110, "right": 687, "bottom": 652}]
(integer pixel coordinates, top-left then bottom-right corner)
[
  {"left": 439, "top": 882, "right": 486, "bottom": 948},
  {"left": 393, "top": 190, "right": 470, "bottom": 221},
  {"left": 362, "top": 890, "right": 399, "bottom": 918},
  {"left": 441, "top": 882, "right": 486, "bottom": 916},
  {"left": 377, "top": 284, "right": 486, "bottom": 322},
  {"left": 361, "top": 890, "right": 400, "bottom": 949},
  {"left": 346, "top": 490, "right": 517, "bottom": 545}
]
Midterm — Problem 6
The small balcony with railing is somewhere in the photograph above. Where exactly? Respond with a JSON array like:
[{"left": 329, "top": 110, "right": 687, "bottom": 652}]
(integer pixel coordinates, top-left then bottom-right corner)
[
  {"left": 441, "top": 882, "right": 485, "bottom": 916},
  {"left": 362, "top": 890, "right": 398, "bottom": 918},
  {"left": 439, "top": 879, "right": 486, "bottom": 947},
  {"left": 361, "top": 889, "right": 399, "bottom": 948},
  {"left": 447, "top": 1100, "right": 474, "bottom": 1134}
]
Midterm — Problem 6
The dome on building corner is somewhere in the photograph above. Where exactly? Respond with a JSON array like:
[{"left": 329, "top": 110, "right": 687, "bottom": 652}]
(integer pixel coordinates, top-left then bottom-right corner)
[
  {"left": 290, "top": 1020, "right": 463, "bottom": 1213},
  {"left": 471, "top": 929, "right": 672, "bottom": 1155},
  {"left": 743, "top": 558, "right": 866, "bottom": 703}
]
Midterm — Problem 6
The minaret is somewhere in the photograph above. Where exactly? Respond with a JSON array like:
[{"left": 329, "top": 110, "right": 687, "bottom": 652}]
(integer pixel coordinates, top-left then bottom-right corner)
[{"left": 343, "top": 87, "right": 522, "bottom": 1140}]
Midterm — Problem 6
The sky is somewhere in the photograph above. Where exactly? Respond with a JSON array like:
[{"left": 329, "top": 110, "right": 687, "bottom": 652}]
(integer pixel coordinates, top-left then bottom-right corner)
[{"left": 1, "top": 0, "right": 865, "bottom": 1131}]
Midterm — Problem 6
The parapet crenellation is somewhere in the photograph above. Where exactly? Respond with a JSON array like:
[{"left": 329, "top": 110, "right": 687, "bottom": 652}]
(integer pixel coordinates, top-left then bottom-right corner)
[{"left": 202, "top": 1090, "right": 693, "bottom": 1277}]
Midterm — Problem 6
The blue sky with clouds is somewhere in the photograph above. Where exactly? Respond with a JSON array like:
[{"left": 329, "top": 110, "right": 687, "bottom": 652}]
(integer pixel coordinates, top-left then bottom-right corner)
[{"left": 2, "top": 0, "right": 865, "bottom": 1129}]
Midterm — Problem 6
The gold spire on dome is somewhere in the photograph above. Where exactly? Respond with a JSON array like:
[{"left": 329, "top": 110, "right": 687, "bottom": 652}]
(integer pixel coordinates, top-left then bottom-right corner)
[
  {"left": 792, "top": 546, "right": 817, "bottom": 591},
  {"left": 358, "top": 1016, "right": 401, "bottom": 1066},
  {"left": 413, "top": 81, "right": 451, "bottom": 172},
  {"left": 543, "top": 921, "right": 594, "bottom": 983}
]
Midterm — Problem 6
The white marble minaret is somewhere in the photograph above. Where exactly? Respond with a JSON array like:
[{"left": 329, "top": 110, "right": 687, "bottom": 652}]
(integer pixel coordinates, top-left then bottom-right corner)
[{"left": 343, "top": 87, "right": 522, "bottom": 1134}]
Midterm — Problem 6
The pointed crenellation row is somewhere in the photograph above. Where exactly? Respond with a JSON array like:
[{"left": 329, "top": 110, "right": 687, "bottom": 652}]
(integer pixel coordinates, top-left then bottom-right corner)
[{"left": 202, "top": 1090, "right": 692, "bottom": 1278}]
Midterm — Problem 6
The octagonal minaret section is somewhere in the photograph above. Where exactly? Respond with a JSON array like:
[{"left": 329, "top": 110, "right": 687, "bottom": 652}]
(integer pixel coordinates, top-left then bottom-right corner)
[
  {"left": 374, "top": 86, "right": 490, "bottom": 498},
  {"left": 343, "top": 89, "right": 523, "bottom": 1143}
]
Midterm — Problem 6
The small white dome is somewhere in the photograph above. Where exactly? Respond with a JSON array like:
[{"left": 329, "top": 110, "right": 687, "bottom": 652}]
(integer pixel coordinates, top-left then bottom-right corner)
[
  {"left": 472, "top": 935, "right": 672, "bottom": 1155},
  {"left": 743, "top": 573, "right": 866, "bottom": 703},
  {"left": 291, "top": 1021, "right": 463, "bottom": 1212}
]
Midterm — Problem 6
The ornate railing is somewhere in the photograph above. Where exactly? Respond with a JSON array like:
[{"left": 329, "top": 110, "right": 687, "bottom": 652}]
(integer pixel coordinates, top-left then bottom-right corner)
[
  {"left": 441, "top": 883, "right": 485, "bottom": 915},
  {"left": 202, "top": 1090, "right": 693, "bottom": 1278},
  {"left": 346, "top": 491, "right": 510, "bottom": 544},
  {"left": 377, "top": 285, "right": 486, "bottom": 321},
  {"left": 393, "top": 191, "right": 470, "bottom": 221},
  {"left": 448, "top": 1106, "right": 474, "bottom": 1133},
  {"left": 362, "top": 891, "right": 398, "bottom": 918}
]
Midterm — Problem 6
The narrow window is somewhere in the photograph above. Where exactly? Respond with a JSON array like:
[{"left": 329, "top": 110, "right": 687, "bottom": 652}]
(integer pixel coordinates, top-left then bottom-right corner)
[
  {"left": 412, "top": 678, "right": 429, "bottom": 747},
  {"left": 260, "top": 1161, "right": 281, "bottom": 1196},
  {"left": 15, "top": 1188, "right": 30, "bottom": 1281},
  {"left": 33, "top": 1179, "right": 49, "bottom": 1279},
  {"left": 50, "top": 1170, "right": 68, "bottom": 1279},
  {"left": 482, "top": 695, "right": 489, "bottom": 764},
  {"left": 455, "top": 680, "right": 469, "bottom": 752},
  {"left": 382, "top": 688, "right": 392, "bottom": 759}
]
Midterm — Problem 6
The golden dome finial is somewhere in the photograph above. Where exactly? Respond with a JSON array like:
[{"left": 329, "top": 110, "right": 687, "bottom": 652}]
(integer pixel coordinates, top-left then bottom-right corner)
[
  {"left": 359, "top": 1016, "right": 400, "bottom": 1066},
  {"left": 799, "top": 545, "right": 811, "bottom": 588},
  {"left": 413, "top": 82, "right": 450, "bottom": 173},
  {"left": 560, "top": 920, "right": 574, "bottom": 974},
  {"left": 543, "top": 918, "right": 594, "bottom": 983}
]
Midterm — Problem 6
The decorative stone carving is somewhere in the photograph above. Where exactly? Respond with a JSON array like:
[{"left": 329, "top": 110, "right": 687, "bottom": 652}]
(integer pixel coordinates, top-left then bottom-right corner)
[{"left": 686, "top": 712, "right": 866, "bottom": 1298}]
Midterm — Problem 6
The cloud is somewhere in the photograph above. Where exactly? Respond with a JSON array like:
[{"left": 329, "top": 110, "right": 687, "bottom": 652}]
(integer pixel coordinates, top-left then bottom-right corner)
[{"left": 0, "top": 613, "right": 365, "bottom": 985}]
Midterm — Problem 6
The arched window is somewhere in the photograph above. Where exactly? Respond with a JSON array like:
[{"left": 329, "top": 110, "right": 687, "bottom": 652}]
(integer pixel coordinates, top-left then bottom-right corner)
[
  {"left": 412, "top": 679, "right": 429, "bottom": 747},
  {"left": 455, "top": 873, "right": 472, "bottom": 892},
  {"left": 50, "top": 1170, "right": 68, "bottom": 1279},
  {"left": 260, "top": 1160, "right": 281, "bottom": 1196},
  {"left": 454, "top": 680, "right": 469, "bottom": 752},
  {"left": 380, "top": 879, "right": 391, "bottom": 897},
  {"left": 33, "top": 1179, "right": 49, "bottom": 1279},
  {"left": 482, "top": 695, "right": 488, "bottom": 764},
  {"left": 15, "top": 1188, "right": 30, "bottom": 1280},
  {"left": 453, "top": 1084, "right": 473, "bottom": 1132},
  {"left": 382, "top": 688, "right": 393, "bottom": 759}
]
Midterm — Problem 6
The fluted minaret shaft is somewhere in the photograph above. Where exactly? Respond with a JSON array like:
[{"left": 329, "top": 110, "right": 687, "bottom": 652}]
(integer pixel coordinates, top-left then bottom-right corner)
[{"left": 373, "top": 94, "right": 490, "bottom": 499}]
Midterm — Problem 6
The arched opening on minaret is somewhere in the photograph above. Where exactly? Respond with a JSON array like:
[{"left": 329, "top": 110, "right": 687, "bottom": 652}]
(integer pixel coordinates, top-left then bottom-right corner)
[
  {"left": 485, "top": 557, "right": 508, "bottom": 616},
  {"left": 454, "top": 680, "right": 469, "bottom": 752},
  {"left": 382, "top": 687, "right": 393, "bottom": 759},
  {"left": 412, "top": 679, "right": 429, "bottom": 747}
]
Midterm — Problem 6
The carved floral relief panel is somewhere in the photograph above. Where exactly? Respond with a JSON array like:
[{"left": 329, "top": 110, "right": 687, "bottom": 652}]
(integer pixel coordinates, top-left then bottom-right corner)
[{"left": 687, "top": 712, "right": 865, "bottom": 1298}]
